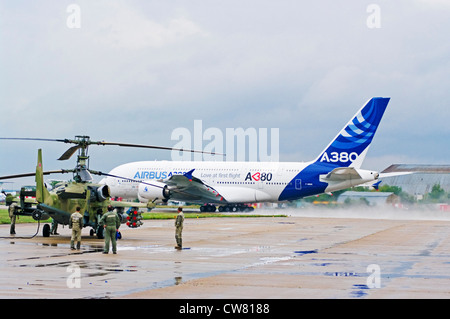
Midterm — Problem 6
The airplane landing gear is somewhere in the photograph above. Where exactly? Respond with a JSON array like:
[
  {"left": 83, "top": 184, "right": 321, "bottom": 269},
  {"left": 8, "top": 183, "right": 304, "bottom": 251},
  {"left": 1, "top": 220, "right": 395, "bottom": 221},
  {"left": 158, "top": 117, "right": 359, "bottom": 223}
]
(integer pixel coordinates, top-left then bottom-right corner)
[
  {"left": 199, "top": 204, "right": 255, "bottom": 213},
  {"left": 218, "top": 204, "right": 254, "bottom": 213},
  {"left": 199, "top": 204, "right": 216, "bottom": 212}
]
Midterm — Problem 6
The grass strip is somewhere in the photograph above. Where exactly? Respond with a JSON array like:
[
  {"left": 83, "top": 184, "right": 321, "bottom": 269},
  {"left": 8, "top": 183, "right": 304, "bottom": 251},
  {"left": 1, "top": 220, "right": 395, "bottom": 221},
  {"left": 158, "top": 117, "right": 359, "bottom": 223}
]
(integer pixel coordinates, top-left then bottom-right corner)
[{"left": 0, "top": 209, "right": 286, "bottom": 224}]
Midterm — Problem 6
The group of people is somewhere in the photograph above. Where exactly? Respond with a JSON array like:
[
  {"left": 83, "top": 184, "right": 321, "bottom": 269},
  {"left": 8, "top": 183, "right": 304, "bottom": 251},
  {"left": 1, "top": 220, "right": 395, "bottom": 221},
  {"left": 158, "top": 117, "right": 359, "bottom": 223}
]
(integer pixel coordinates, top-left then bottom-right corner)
[
  {"left": 68, "top": 206, "right": 185, "bottom": 254},
  {"left": 69, "top": 205, "right": 121, "bottom": 253},
  {"left": 7, "top": 200, "right": 185, "bottom": 253}
]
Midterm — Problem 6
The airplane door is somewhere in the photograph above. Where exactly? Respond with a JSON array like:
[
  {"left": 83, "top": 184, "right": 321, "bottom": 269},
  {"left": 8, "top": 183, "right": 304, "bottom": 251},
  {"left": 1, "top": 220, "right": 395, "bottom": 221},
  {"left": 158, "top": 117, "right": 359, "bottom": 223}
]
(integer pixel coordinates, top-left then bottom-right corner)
[
  {"left": 258, "top": 178, "right": 264, "bottom": 189},
  {"left": 276, "top": 163, "right": 284, "bottom": 176},
  {"left": 295, "top": 179, "right": 302, "bottom": 190}
]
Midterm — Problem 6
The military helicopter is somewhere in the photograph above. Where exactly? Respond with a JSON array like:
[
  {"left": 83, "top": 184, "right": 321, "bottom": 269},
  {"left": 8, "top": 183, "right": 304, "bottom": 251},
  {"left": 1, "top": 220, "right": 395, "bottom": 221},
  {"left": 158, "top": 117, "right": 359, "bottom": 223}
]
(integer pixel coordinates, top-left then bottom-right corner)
[{"left": 0, "top": 136, "right": 218, "bottom": 238}]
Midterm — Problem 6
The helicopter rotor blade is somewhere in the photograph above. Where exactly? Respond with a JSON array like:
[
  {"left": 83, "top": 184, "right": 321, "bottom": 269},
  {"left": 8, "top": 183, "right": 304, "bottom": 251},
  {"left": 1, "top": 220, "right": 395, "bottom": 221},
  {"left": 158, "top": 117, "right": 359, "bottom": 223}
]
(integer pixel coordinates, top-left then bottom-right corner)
[
  {"left": 0, "top": 170, "right": 70, "bottom": 181},
  {"left": 0, "top": 137, "right": 70, "bottom": 143},
  {"left": 0, "top": 137, "right": 81, "bottom": 160},
  {"left": 58, "top": 145, "right": 81, "bottom": 161},
  {"left": 98, "top": 141, "right": 224, "bottom": 156},
  {"left": 1, "top": 137, "right": 225, "bottom": 156}
]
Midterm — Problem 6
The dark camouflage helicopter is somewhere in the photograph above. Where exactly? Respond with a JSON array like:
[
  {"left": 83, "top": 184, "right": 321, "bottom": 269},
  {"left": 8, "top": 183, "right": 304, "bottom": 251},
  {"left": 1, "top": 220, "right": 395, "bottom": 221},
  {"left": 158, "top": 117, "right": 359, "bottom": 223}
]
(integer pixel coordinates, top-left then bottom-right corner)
[{"left": 0, "top": 136, "right": 217, "bottom": 238}]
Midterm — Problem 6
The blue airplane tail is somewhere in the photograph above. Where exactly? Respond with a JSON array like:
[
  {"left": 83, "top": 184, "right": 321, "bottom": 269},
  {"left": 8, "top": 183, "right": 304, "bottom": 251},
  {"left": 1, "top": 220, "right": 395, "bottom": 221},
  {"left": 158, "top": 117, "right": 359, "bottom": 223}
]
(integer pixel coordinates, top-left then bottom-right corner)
[{"left": 314, "top": 97, "right": 390, "bottom": 168}]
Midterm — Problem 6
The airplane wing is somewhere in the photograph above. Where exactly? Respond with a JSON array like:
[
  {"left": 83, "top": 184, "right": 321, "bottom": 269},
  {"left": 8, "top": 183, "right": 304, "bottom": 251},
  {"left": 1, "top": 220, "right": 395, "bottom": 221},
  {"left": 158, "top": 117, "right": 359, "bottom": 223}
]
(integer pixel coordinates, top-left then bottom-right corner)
[
  {"left": 358, "top": 171, "right": 414, "bottom": 189},
  {"left": 327, "top": 167, "right": 414, "bottom": 190},
  {"left": 378, "top": 171, "right": 413, "bottom": 178},
  {"left": 162, "top": 169, "right": 226, "bottom": 203}
]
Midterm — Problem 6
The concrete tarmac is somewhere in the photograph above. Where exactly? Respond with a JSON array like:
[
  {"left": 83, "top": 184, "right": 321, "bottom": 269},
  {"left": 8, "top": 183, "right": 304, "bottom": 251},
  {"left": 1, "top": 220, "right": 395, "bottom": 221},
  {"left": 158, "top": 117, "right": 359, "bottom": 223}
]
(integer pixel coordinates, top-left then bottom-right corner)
[{"left": 1, "top": 208, "right": 450, "bottom": 299}]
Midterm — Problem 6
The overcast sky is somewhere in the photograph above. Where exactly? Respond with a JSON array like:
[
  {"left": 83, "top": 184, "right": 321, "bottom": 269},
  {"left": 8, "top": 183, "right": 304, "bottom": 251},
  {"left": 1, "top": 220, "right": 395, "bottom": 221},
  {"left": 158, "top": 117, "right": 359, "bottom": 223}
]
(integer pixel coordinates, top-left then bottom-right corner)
[{"left": 1, "top": 0, "right": 449, "bottom": 187}]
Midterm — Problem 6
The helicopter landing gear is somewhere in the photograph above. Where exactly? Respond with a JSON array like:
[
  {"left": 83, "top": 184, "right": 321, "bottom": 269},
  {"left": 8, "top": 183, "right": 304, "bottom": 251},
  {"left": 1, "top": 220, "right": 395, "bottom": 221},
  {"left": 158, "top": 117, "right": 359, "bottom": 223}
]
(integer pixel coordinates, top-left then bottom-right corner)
[
  {"left": 96, "top": 226, "right": 104, "bottom": 239},
  {"left": 90, "top": 226, "right": 122, "bottom": 240},
  {"left": 43, "top": 224, "right": 51, "bottom": 237}
]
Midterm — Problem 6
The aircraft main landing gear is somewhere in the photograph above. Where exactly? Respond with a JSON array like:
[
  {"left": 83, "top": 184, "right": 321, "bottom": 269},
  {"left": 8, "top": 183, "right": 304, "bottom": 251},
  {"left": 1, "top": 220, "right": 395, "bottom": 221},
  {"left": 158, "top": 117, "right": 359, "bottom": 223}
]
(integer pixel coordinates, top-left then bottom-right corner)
[
  {"left": 218, "top": 204, "right": 254, "bottom": 212},
  {"left": 199, "top": 204, "right": 255, "bottom": 213},
  {"left": 199, "top": 204, "right": 216, "bottom": 212}
]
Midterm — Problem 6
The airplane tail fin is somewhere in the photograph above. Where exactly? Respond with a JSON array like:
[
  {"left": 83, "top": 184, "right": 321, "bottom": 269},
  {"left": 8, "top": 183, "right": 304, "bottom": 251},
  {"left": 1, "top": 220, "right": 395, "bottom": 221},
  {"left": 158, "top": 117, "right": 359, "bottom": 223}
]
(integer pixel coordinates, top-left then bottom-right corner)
[
  {"left": 35, "top": 149, "right": 51, "bottom": 203},
  {"left": 314, "top": 97, "right": 390, "bottom": 168}
]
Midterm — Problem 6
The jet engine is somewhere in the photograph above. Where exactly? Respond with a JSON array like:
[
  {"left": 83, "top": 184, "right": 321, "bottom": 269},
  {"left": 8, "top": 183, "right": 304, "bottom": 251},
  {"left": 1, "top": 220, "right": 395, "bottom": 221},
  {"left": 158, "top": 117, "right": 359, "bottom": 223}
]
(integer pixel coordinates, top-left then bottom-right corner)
[
  {"left": 84, "top": 185, "right": 111, "bottom": 202},
  {"left": 95, "top": 184, "right": 110, "bottom": 202},
  {"left": 138, "top": 181, "right": 171, "bottom": 203}
]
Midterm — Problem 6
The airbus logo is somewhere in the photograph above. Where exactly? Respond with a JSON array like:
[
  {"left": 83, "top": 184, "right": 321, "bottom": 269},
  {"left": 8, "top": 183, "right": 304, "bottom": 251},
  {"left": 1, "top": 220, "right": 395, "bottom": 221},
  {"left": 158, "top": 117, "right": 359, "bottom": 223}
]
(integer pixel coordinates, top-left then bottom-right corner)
[{"left": 133, "top": 171, "right": 186, "bottom": 180}]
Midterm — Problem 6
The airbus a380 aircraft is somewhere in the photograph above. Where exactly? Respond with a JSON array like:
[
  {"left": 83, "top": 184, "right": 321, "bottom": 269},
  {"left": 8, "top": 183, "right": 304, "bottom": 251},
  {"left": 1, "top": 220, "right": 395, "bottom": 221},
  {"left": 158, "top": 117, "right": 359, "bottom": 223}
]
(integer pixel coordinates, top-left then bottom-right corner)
[{"left": 100, "top": 97, "right": 390, "bottom": 212}]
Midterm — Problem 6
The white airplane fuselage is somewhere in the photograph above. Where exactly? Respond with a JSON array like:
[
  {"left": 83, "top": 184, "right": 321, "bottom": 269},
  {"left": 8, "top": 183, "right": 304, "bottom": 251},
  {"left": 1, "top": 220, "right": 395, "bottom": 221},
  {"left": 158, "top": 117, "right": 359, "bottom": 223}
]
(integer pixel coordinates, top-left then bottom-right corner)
[
  {"left": 105, "top": 160, "right": 304, "bottom": 203},
  {"left": 104, "top": 160, "right": 378, "bottom": 204}
]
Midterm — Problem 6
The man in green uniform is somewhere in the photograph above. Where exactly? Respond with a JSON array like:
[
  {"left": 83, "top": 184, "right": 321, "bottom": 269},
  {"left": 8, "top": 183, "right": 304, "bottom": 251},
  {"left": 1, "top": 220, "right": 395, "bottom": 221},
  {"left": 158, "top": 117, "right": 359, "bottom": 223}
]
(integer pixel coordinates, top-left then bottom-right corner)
[
  {"left": 99, "top": 205, "right": 120, "bottom": 254},
  {"left": 7, "top": 197, "right": 18, "bottom": 235},
  {"left": 50, "top": 219, "right": 59, "bottom": 235},
  {"left": 175, "top": 207, "right": 184, "bottom": 250},
  {"left": 69, "top": 206, "right": 84, "bottom": 250}
]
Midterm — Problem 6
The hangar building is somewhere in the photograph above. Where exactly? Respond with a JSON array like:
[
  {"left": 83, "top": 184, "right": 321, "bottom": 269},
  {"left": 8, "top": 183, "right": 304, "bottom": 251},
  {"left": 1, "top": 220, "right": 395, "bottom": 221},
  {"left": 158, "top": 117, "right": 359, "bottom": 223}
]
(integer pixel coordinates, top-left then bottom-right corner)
[{"left": 380, "top": 164, "right": 450, "bottom": 198}]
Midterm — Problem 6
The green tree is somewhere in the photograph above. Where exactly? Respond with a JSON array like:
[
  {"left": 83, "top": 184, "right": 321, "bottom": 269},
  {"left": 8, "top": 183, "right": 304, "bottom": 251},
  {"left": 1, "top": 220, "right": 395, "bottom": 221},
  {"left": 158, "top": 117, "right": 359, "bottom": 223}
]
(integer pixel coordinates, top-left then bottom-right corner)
[
  {"left": 428, "top": 184, "right": 446, "bottom": 202},
  {"left": 378, "top": 184, "right": 402, "bottom": 196}
]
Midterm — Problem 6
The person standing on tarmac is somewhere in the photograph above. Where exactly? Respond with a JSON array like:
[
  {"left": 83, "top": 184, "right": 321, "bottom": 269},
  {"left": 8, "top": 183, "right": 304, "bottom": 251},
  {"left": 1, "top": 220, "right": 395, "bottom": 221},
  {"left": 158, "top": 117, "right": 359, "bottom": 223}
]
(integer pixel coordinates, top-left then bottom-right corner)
[
  {"left": 99, "top": 205, "right": 121, "bottom": 254},
  {"left": 50, "top": 219, "right": 59, "bottom": 235},
  {"left": 6, "top": 196, "right": 18, "bottom": 235},
  {"left": 175, "top": 207, "right": 184, "bottom": 250},
  {"left": 69, "top": 207, "right": 84, "bottom": 250}
]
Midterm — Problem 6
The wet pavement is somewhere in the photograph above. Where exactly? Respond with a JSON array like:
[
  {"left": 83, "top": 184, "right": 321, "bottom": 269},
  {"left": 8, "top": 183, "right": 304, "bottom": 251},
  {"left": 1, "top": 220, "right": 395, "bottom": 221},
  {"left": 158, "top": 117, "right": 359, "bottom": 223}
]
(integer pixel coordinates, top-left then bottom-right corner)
[{"left": 1, "top": 208, "right": 450, "bottom": 299}]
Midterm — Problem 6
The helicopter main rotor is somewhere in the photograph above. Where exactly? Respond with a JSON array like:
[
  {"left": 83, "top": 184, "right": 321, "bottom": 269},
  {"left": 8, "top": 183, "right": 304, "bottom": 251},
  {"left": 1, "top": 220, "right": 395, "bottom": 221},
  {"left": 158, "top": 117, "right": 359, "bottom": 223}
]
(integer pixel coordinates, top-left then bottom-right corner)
[{"left": 0, "top": 135, "right": 224, "bottom": 183}]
